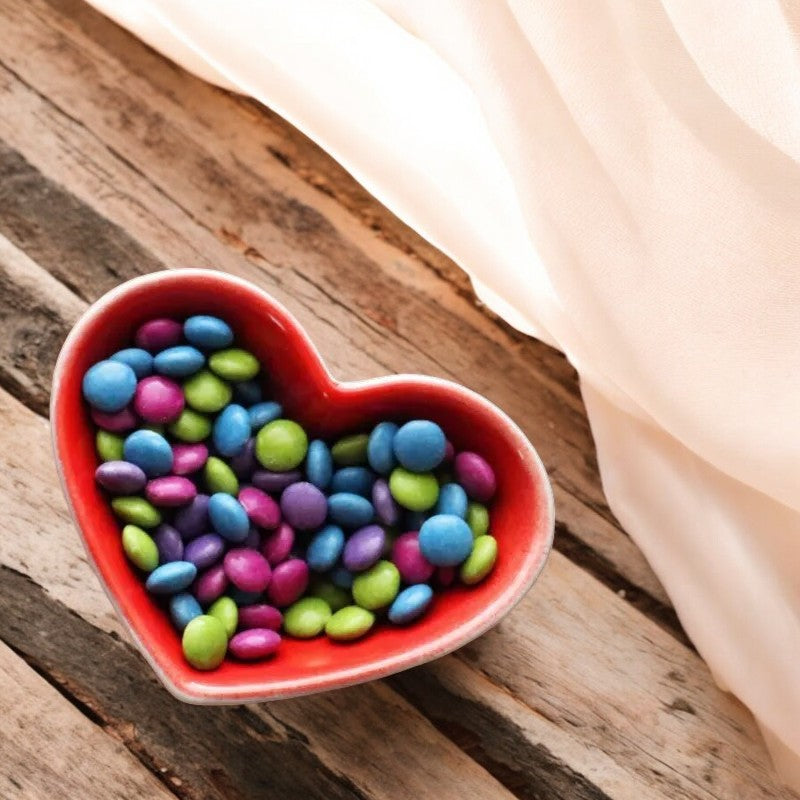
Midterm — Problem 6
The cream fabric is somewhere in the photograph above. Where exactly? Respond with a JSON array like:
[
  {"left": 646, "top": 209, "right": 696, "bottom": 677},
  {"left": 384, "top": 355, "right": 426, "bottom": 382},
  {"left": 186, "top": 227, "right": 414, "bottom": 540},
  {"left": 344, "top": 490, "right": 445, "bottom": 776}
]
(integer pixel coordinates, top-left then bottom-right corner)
[{"left": 87, "top": 0, "right": 800, "bottom": 784}]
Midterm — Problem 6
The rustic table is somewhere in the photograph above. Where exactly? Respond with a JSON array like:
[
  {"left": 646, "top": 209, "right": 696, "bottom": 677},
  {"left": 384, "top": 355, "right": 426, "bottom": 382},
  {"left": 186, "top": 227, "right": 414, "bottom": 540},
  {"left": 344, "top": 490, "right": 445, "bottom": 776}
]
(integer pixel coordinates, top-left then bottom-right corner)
[{"left": 0, "top": 2, "right": 795, "bottom": 798}]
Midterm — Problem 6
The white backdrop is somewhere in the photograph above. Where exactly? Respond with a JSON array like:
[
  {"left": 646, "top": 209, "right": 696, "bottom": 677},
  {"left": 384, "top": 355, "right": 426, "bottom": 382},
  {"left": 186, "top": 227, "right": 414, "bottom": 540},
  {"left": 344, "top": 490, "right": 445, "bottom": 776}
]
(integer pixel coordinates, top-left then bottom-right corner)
[{"left": 86, "top": 0, "right": 800, "bottom": 784}]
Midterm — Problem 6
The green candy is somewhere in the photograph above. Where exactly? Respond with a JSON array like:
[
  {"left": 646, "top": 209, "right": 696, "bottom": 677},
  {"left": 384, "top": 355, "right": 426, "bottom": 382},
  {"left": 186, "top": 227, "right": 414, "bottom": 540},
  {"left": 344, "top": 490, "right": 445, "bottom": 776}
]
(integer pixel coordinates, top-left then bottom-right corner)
[
  {"left": 111, "top": 496, "right": 161, "bottom": 528},
  {"left": 459, "top": 535, "right": 498, "bottom": 585},
  {"left": 168, "top": 408, "right": 212, "bottom": 442},
  {"left": 208, "top": 348, "right": 260, "bottom": 382},
  {"left": 388, "top": 468, "right": 439, "bottom": 511},
  {"left": 331, "top": 434, "right": 369, "bottom": 466},
  {"left": 283, "top": 597, "right": 332, "bottom": 638},
  {"left": 325, "top": 606, "right": 375, "bottom": 641},
  {"left": 121, "top": 524, "right": 159, "bottom": 572},
  {"left": 183, "top": 369, "right": 232, "bottom": 413},
  {"left": 182, "top": 615, "right": 227, "bottom": 670},
  {"left": 208, "top": 596, "right": 238, "bottom": 638},
  {"left": 466, "top": 502, "right": 489, "bottom": 538},
  {"left": 96, "top": 430, "right": 124, "bottom": 462},
  {"left": 352, "top": 560, "right": 400, "bottom": 610},
  {"left": 255, "top": 419, "right": 308, "bottom": 472},
  {"left": 309, "top": 580, "right": 351, "bottom": 613},
  {"left": 205, "top": 456, "right": 239, "bottom": 495}
]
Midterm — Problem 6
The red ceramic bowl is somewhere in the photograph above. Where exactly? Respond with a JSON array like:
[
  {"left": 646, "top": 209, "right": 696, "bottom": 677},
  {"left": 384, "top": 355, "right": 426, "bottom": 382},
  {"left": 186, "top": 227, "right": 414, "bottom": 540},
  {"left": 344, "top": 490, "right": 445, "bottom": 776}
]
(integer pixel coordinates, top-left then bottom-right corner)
[{"left": 51, "top": 269, "right": 554, "bottom": 703}]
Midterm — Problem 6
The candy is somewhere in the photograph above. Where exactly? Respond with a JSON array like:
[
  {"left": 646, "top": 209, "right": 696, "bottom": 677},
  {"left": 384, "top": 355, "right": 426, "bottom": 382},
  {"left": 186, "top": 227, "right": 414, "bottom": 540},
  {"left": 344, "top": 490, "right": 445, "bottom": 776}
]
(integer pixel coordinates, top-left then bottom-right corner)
[
  {"left": 182, "top": 615, "right": 227, "bottom": 670},
  {"left": 209, "top": 348, "right": 260, "bottom": 382},
  {"left": 453, "top": 451, "right": 496, "bottom": 502},
  {"left": 213, "top": 404, "right": 250, "bottom": 456},
  {"left": 95, "top": 461, "right": 147, "bottom": 494},
  {"left": 91, "top": 406, "right": 137, "bottom": 434},
  {"left": 435, "top": 482, "right": 468, "bottom": 518},
  {"left": 261, "top": 522, "right": 295, "bottom": 566},
  {"left": 234, "top": 379, "right": 263, "bottom": 406},
  {"left": 283, "top": 597, "right": 331, "bottom": 638},
  {"left": 121, "top": 524, "right": 159, "bottom": 571},
  {"left": 325, "top": 606, "right": 375, "bottom": 641},
  {"left": 418, "top": 514, "right": 474, "bottom": 566},
  {"left": 331, "top": 466, "right": 375, "bottom": 497},
  {"left": 391, "top": 531, "right": 435, "bottom": 584},
  {"left": 183, "top": 369, "right": 232, "bottom": 413},
  {"left": 331, "top": 433, "right": 369, "bottom": 466},
  {"left": 305, "top": 439, "right": 333, "bottom": 489},
  {"left": 238, "top": 486, "right": 281, "bottom": 529},
  {"left": 255, "top": 419, "right": 308, "bottom": 471},
  {"left": 111, "top": 496, "right": 161, "bottom": 528},
  {"left": 204, "top": 456, "right": 239, "bottom": 495},
  {"left": 267, "top": 559, "right": 309, "bottom": 607},
  {"left": 96, "top": 430, "right": 125, "bottom": 462},
  {"left": 352, "top": 560, "right": 401, "bottom": 610},
  {"left": 153, "top": 345, "right": 205, "bottom": 377},
  {"left": 327, "top": 493, "right": 374, "bottom": 528},
  {"left": 459, "top": 535, "right": 498, "bottom": 585},
  {"left": 393, "top": 420, "right": 446, "bottom": 473},
  {"left": 342, "top": 525, "right": 385, "bottom": 572},
  {"left": 153, "top": 524, "right": 184, "bottom": 563},
  {"left": 237, "top": 604, "right": 283, "bottom": 631},
  {"left": 371, "top": 478, "right": 399, "bottom": 526},
  {"left": 170, "top": 592, "right": 203, "bottom": 632},
  {"left": 228, "top": 438, "right": 257, "bottom": 478},
  {"left": 306, "top": 525, "right": 345, "bottom": 572},
  {"left": 251, "top": 468, "right": 302, "bottom": 493},
  {"left": 145, "top": 476, "right": 197, "bottom": 507},
  {"left": 184, "top": 533, "right": 226, "bottom": 571},
  {"left": 110, "top": 347, "right": 153, "bottom": 378},
  {"left": 194, "top": 564, "right": 228, "bottom": 606},
  {"left": 247, "top": 401, "right": 282, "bottom": 431},
  {"left": 309, "top": 580, "right": 350, "bottom": 612},
  {"left": 224, "top": 548, "right": 272, "bottom": 593},
  {"left": 388, "top": 468, "right": 439, "bottom": 511},
  {"left": 466, "top": 502, "right": 489, "bottom": 538},
  {"left": 168, "top": 409, "right": 212, "bottom": 442},
  {"left": 242, "top": 527, "right": 262, "bottom": 550},
  {"left": 123, "top": 429, "right": 173, "bottom": 477},
  {"left": 145, "top": 561, "right": 197, "bottom": 594},
  {"left": 280, "top": 482, "right": 327, "bottom": 530},
  {"left": 172, "top": 443, "right": 209, "bottom": 475},
  {"left": 183, "top": 315, "right": 233, "bottom": 350},
  {"left": 135, "top": 318, "right": 183, "bottom": 352},
  {"left": 208, "top": 493, "right": 250, "bottom": 542},
  {"left": 229, "top": 628, "right": 281, "bottom": 660},
  {"left": 388, "top": 584, "right": 433, "bottom": 625},
  {"left": 82, "top": 360, "right": 137, "bottom": 412},
  {"left": 173, "top": 494, "right": 210, "bottom": 539},
  {"left": 367, "top": 421, "right": 398, "bottom": 475},
  {"left": 208, "top": 596, "right": 239, "bottom": 637}
]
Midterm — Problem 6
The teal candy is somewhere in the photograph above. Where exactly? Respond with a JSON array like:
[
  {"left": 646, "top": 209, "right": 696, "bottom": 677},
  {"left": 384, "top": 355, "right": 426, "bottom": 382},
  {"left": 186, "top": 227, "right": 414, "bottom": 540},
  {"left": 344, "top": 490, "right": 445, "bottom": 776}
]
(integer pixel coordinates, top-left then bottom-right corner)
[
  {"left": 388, "top": 583, "right": 434, "bottom": 624},
  {"left": 306, "top": 440, "right": 333, "bottom": 490},
  {"left": 183, "top": 315, "right": 234, "bottom": 350},
  {"left": 306, "top": 525, "right": 345, "bottom": 572},
  {"left": 110, "top": 348, "right": 153, "bottom": 378},
  {"left": 248, "top": 401, "right": 282, "bottom": 432},
  {"left": 123, "top": 429, "right": 173, "bottom": 477},
  {"left": 82, "top": 360, "right": 137, "bottom": 413},
  {"left": 418, "top": 514, "right": 474, "bottom": 566},
  {"left": 208, "top": 493, "right": 250, "bottom": 542},
  {"left": 367, "top": 422, "right": 398, "bottom": 475},
  {"left": 393, "top": 420, "right": 446, "bottom": 473},
  {"left": 153, "top": 345, "right": 205, "bottom": 377},
  {"left": 330, "top": 467, "right": 375, "bottom": 497},
  {"left": 435, "top": 483, "right": 468, "bottom": 519},
  {"left": 170, "top": 592, "right": 203, "bottom": 631},
  {"left": 145, "top": 561, "right": 197, "bottom": 594},
  {"left": 327, "top": 493, "right": 374, "bottom": 528},
  {"left": 213, "top": 404, "right": 250, "bottom": 456}
]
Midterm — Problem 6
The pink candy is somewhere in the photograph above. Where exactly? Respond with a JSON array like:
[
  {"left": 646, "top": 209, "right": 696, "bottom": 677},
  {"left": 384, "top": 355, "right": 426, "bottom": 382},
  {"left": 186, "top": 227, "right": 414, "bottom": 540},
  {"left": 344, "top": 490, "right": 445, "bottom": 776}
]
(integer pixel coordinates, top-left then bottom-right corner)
[
  {"left": 172, "top": 443, "right": 209, "bottom": 475},
  {"left": 228, "top": 629, "right": 281, "bottom": 661},
  {"left": 224, "top": 549, "right": 272, "bottom": 593},
  {"left": 453, "top": 451, "right": 497, "bottom": 502},
  {"left": 267, "top": 559, "right": 308, "bottom": 607},
  {"left": 134, "top": 318, "right": 183, "bottom": 352},
  {"left": 238, "top": 604, "right": 283, "bottom": 631},
  {"left": 392, "top": 531, "right": 435, "bottom": 584},
  {"left": 134, "top": 376, "right": 185, "bottom": 424},
  {"left": 261, "top": 522, "right": 294, "bottom": 566},
  {"left": 194, "top": 564, "right": 228, "bottom": 605},
  {"left": 91, "top": 406, "right": 137, "bottom": 433},
  {"left": 238, "top": 486, "right": 281, "bottom": 530},
  {"left": 145, "top": 476, "right": 197, "bottom": 507}
]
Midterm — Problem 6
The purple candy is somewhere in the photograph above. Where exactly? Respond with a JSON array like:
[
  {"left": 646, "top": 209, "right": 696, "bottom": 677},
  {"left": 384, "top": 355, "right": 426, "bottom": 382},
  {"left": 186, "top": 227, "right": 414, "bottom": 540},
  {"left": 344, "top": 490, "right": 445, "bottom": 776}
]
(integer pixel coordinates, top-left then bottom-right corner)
[
  {"left": 145, "top": 476, "right": 197, "bottom": 507},
  {"left": 228, "top": 628, "right": 281, "bottom": 661},
  {"left": 193, "top": 563, "right": 228, "bottom": 605},
  {"left": 228, "top": 438, "right": 257, "bottom": 478},
  {"left": 174, "top": 494, "right": 210, "bottom": 539},
  {"left": 172, "top": 443, "right": 208, "bottom": 475},
  {"left": 251, "top": 469, "right": 302, "bottom": 494},
  {"left": 238, "top": 486, "right": 281, "bottom": 530},
  {"left": 453, "top": 451, "right": 496, "bottom": 502},
  {"left": 95, "top": 461, "right": 146, "bottom": 494},
  {"left": 237, "top": 604, "right": 282, "bottom": 631},
  {"left": 372, "top": 478, "right": 399, "bottom": 526},
  {"left": 184, "top": 533, "right": 226, "bottom": 570},
  {"left": 134, "top": 375, "right": 185, "bottom": 424},
  {"left": 342, "top": 524, "right": 385, "bottom": 572},
  {"left": 267, "top": 559, "right": 308, "bottom": 607},
  {"left": 224, "top": 548, "right": 272, "bottom": 593},
  {"left": 280, "top": 482, "right": 327, "bottom": 531},
  {"left": 391, "top": 531, "right": 435, "bottom": 583},
  {"left": 242, "top": 527, "right": 262, "bottom": 550},
  {"left": 153, "top": 524, "right": 184, "bottom": 563},
  {"left": 134, "top": 318, "right": 183, "bottom": 352},
  {"left": 91, "top": 406, "right": 138, "bottom": 433},
  {"left": 261, "top": 522, "right": 294, "bottom": 565}
]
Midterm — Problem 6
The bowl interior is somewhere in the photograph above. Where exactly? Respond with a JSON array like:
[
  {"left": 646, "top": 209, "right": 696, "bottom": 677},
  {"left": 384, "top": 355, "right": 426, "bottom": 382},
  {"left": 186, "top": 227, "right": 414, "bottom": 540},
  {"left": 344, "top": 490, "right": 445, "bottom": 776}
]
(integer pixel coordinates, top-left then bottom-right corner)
[{"left": 52, "top": 269, "right": 553, "bottom": 702}]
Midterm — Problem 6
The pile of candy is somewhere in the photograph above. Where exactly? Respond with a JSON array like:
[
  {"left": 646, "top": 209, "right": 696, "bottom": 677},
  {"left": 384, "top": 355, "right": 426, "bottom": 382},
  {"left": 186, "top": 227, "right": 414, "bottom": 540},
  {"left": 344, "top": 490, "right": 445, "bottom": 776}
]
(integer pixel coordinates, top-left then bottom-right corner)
[{"left": 83, "top": 314, "right": 498, "bottom": 670}]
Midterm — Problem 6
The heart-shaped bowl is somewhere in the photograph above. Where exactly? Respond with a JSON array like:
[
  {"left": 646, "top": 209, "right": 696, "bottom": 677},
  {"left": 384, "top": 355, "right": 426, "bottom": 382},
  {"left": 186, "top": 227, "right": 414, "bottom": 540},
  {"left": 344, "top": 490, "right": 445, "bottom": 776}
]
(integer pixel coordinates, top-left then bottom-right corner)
[{"left": 51, "top": 268, "right": 554, "bottom": 703}]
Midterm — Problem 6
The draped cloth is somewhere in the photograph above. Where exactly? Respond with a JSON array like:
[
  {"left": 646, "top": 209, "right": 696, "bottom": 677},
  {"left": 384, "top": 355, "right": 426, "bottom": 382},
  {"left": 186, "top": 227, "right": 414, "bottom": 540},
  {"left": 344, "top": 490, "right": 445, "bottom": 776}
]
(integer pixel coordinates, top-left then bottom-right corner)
[{"left": 85, "top": 0, "right": 800, "bottom": 785}]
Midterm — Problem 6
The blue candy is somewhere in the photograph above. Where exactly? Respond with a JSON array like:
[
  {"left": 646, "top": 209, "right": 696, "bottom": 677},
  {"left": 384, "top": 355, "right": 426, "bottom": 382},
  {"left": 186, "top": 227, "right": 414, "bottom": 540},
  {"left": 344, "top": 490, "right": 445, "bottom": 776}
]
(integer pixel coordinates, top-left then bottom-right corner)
[
  {"left": 327, "top": 493, "right": 374, "bottom": 528},
  {"left": 110, "top": 348, "right": 153, "bottom": 379},
  {"left": 82, "top": 360, "right": 137, "bottom": 413},
  {"left": 330, "top": 467, "right": 375, "bottom": 497},
  {"left": 248, "top": 401, "right": 283, "bottom": 432},
  {"left": 367, "top": 422, "right": 398, "bottom": 475},
  {"left": 233, "top": 379, "right": 263, "bottom": 406},
  {"left": 388, "top": 584, "right": 434, "bottom": 625},
  {"left": 145, "top": 561, "right": 197, "bottom": 595},
  {"left": 213, "top": 404, "right": 250, "bottom": 456},
  {"left": 169, "top": 592, "right": 203, "bottom": 631},
  {"left": 153, "top": 345, "right": 205, "bottom": 377},
  {"left": 330, "top": 565, "right": 354, "bottom": 589},
  {"left": 183, "top": 315, "right": 234, "bottom": 350},
  {"left": 306, "top": 439, "right": 333, "bottom": 490},
  {"left": 306, "top": 524, "right": 345, "bottom": 572},
  {"left": 393, "top": 420, "right": 446, "bottom": 473},
  {"left": 435, "top": 483, "right": 468, "bottom": 519},
  {"left": 418, "top": 514, "right": 473, "bottom": 566},
  {"left": 208, "top": 493, "right": 250, "bottom": 542},
  {"left": 123, "top": 429, "right": 173, "bottom": 477}
]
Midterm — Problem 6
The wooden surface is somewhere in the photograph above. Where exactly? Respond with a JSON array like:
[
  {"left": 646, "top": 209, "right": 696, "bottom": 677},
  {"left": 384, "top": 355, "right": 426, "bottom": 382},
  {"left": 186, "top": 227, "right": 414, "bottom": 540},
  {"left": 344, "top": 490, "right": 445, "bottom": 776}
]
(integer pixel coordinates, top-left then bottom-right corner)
[{"left": 0, "top": 1, "right": 793, "bottom": 798}]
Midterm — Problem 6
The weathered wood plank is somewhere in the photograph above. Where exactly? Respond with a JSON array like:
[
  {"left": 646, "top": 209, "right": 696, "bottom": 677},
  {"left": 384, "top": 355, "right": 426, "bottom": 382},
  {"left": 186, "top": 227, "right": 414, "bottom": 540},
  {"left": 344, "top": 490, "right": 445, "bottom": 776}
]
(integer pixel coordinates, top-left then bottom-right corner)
[{"left": 0, "top": 639, "right": 179, "bottom": 800}]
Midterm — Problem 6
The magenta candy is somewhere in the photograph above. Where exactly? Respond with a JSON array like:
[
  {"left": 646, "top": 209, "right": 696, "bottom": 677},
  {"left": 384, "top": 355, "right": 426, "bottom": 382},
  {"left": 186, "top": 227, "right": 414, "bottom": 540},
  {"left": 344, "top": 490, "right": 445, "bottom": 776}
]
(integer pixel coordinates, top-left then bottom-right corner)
[
  {"left": 371, "top": 478, "right": 399, "bottom": 526},
  {"left": 453, "top": 451, "right": 496, "bottom": 502},
  {"left": 238, "top": 487, "right": 281, "bottom": 530},
  {"left": 134, "top": 376, "right": 185, "bottom": 424},
  {"left": 267, "top": 558, "right": 308, "bottom": 607},
  {"left": 193, "top": 563, "right": 228, "bottom": 605},
  {"left": 280, "top": 482, "right": 327, "bottom": 531},
  {"left": 224, "top": 548, "right": 272, "bottom": 593},
  {"left": 237, "top": 604, "right": 282, "bottom": 631},
  {"left": 153, "top": 524, "right": 184, "bottom": 563},
  {"left": 243, "top": 527, "right": 262, "bottom": 549},
  {"left": 342, "top": 525, "right": 385, "bottom": 572},
  {"left": 251, "top": 469, "right": 302, "bottom": 493},
  {"left": 173, "top": 494, "right": 210, "bottom": 539},
  {"left": 443, "top": 439, "right": 455, "bottom": 463},
  {"left": 228, "top": 438, "right": 257, "bottom": 478},
  {"left": 228, "top": 628, "right": 281, "bottom": 661},
  {"left": 261, "top": 522, "right": 294, "bottom": 565},
  {"left": 95, "top": 461, "right": 146, "bottom": 494},
  {"left": 134, "top": 318, "right": 183, "bottom": 352},
  {"left": 392, "top": 531, "right": 435, "bottom": 584},
  {"left": 91, "top": 406, "right": 137, "bottom": 433},
  {"left": 172, "top": 443, "right": 208, "bottom": 475},
  {"left": 145, "top": 476, "right": 197, "bottom": 507},
  {"left": 184, "top": 533, "right": 226, "bottom": 570}
]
